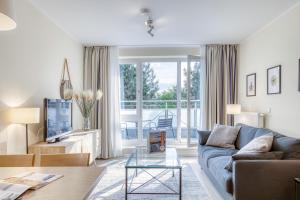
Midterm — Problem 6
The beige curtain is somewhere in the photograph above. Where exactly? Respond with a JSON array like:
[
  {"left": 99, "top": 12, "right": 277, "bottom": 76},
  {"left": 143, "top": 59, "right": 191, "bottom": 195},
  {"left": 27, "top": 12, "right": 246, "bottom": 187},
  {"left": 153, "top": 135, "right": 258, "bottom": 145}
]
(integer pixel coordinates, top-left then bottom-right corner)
[
  {"left": 204, "top": 44, "right": 238, "bottom": 129},
  {"left": 83, "top": 46, "right": 122, "bottom": 159}
]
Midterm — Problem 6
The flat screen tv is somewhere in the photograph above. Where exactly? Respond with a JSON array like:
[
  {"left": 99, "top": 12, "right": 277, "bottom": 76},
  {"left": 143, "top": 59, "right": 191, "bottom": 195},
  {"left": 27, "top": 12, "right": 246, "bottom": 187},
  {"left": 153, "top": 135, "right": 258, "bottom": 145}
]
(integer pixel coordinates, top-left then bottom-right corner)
[{"left": 44, "top": 99, "right": 73, "bottom": 142}]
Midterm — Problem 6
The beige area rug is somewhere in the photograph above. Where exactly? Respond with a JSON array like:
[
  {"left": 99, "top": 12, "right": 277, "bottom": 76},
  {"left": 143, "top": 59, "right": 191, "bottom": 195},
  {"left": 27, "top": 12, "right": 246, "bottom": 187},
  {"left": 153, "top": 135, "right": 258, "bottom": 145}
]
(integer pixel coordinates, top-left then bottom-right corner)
[{"left": 88, "top": 160, "right": 213, "bottom": 200}]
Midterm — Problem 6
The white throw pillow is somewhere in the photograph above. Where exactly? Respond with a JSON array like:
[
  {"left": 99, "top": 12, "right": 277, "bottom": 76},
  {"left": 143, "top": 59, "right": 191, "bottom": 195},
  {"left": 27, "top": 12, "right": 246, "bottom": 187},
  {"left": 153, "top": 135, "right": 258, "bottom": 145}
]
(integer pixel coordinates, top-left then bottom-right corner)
[
  {"left": 237, "top": 133, "right": 274, "bottom": 154},
  {"left": 206, "top": 124, "right": 240, "bottom": 149}
]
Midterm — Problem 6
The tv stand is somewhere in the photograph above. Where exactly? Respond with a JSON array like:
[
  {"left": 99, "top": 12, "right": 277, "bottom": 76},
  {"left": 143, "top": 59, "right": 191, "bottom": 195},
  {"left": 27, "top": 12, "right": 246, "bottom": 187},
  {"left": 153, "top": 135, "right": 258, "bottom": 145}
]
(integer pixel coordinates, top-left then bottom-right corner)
[
  {"left": 46, "top": 137, "right": 63, "bottom": 143},
  {"left": 29, "top": 129, "right": 100, "bottom": 166}
]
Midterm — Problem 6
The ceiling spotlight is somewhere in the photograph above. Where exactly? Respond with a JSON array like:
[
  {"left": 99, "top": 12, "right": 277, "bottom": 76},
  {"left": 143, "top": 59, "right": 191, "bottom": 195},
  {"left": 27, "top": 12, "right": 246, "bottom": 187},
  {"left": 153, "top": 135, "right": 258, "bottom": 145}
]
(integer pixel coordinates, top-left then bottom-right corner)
[
  {"left": 141, "top": 8, "right": 154, "bottom": 37},
  {"left": 145, "top": 18, "right": 154, "bottom": 37},
  {"left": 148, "top": 28, "right": 154, "bottom": 37}
]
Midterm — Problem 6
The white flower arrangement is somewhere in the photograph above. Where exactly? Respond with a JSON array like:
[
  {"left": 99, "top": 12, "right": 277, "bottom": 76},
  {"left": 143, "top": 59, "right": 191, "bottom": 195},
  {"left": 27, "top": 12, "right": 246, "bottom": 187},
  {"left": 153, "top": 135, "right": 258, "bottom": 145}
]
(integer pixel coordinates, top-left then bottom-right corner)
[{"left": 72, "top": 89, "right": 103, "bottom": 118}]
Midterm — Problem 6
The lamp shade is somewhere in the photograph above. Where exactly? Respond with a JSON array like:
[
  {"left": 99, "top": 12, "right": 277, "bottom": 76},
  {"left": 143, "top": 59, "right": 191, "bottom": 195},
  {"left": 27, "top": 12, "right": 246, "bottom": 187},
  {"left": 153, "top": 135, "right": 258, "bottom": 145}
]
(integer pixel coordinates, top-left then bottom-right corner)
[
  {"left": 9, "top": 108, "right": 40, "bottom": 124},
  {"left": 226, "top": 104, "right": 241, "bottom": 115},
  {"left": 0, "top": 0, "right": 17, "bottom": 31}
]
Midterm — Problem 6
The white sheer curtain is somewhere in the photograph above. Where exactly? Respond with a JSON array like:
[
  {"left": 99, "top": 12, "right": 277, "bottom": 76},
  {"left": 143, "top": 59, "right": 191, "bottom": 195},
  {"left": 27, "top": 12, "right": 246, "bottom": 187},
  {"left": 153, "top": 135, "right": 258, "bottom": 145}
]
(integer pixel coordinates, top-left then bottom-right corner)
[
  {"left": 199, "top": 45, "right": 207, "bottom": 130},
  {"left": 83, "top": 46, "right": 122, "bottom": 158},
  {"left": 108, "top": 47, "right": 122, "bottom": 157}
]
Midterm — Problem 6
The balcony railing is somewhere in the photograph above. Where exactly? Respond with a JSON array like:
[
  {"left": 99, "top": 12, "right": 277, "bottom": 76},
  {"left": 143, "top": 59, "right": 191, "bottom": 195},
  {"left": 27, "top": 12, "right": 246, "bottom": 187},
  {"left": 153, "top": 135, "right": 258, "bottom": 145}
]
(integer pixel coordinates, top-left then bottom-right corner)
[{"left": 120, "top": 99, "right": 200, "bottom": 140}]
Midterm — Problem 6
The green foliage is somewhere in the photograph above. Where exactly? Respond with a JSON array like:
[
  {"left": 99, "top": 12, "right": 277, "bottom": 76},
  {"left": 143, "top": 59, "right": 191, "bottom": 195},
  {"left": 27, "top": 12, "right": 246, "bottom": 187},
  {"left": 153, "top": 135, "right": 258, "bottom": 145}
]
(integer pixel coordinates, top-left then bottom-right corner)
[
  {"left": 120, "top": 64, "right": 136, "bottom": 101},
  {"left": 183, "top": 62, "right": 201, "bottom": 100},
  {"left": 142, "top": 63, "right": 159, "bottom": 100},
  {"left": 158, "top": 86, "right": 177, "bottom": 100},
  {"left": 120, "top": 62, "right": 201, "bottom": 109}
]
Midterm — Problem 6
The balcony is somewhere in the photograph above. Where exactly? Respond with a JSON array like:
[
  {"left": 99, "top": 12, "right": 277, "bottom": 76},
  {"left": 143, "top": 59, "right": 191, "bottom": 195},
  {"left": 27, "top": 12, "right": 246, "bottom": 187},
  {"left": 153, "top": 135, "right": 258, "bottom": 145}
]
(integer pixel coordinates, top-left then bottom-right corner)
[{"left": 120, "top": 100, "right": 200, "bottom": 141}]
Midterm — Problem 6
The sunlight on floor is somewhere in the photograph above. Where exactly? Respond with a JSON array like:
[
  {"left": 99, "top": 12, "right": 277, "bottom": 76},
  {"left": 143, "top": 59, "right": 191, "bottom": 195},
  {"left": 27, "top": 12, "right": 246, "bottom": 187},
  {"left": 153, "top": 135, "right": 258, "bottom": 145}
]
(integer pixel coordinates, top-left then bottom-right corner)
[{"left": 93, "top": 157, "right": 222, "bottom": 200}]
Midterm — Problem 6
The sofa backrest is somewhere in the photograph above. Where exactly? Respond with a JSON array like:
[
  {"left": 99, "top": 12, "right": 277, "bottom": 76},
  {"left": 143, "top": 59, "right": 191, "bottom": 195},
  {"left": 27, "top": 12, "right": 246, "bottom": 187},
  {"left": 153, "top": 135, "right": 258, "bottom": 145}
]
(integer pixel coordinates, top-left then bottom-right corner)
[{"left": 235, "top": 123, "right": 300, "bottom": 159}]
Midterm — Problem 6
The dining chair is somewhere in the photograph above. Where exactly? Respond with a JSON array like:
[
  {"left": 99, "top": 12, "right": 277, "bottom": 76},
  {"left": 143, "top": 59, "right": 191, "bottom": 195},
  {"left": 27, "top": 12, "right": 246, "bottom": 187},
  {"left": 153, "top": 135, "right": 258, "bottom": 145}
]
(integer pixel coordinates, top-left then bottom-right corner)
[
  {"left": 40, "top": 153, "right": 90, "bottom": 167},
  {"left": 0, "top": 154, "right": 35, "bottom": 167}
]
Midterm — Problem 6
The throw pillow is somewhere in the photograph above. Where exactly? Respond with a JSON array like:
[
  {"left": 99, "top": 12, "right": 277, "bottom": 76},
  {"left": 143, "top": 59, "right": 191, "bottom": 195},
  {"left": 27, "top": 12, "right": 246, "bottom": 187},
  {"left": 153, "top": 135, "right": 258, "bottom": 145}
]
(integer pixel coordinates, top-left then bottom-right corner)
[
  {"left": 206, "top": 124, "right": 240, "bottom": 149},
  {"left": 224, "top": 133, "right": 275, "bottom": 171},
  {"left": 238, "top": 133, "right": 274, "bottom": 154}
]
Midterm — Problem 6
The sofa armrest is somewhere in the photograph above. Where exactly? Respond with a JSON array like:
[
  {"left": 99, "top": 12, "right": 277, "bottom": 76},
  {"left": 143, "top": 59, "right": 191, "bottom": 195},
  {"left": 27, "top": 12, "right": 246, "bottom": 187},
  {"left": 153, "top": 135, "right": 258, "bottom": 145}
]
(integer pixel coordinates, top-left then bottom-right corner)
[
  {"left": 233, "top": 160, "right": 300, "bottom": 200},
  {"left": 197, "top": 130, "right": 211, "bottom": 145}
]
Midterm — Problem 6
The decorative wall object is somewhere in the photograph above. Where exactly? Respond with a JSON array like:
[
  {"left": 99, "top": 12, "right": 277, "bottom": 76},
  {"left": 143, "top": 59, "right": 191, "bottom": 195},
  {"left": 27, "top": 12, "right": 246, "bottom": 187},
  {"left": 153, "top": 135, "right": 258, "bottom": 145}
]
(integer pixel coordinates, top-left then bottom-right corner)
[
  {"left": 246, "top": 73, "right": 256, "bottom": 96},
  {"left": 267, "top": 65, "right": 281, "bottom": 94},
  {"left": 60, "top": 59, "right": 73, "bottom": 100}
]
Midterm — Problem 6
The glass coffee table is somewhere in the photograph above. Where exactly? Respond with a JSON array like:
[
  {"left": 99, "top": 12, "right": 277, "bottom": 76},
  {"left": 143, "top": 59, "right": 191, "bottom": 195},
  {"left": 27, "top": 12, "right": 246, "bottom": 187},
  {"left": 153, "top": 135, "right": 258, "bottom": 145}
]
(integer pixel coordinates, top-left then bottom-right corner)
[{"left": 125, "top": 147, "right": 182, "bottom": 200}]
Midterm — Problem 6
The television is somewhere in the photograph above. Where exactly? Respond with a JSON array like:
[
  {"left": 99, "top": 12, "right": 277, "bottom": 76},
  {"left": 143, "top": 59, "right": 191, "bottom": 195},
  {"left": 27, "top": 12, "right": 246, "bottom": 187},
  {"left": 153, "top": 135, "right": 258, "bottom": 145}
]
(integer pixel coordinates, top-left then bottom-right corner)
[{"left": 44, "top": 99, "right": 73, "bottom": 142}]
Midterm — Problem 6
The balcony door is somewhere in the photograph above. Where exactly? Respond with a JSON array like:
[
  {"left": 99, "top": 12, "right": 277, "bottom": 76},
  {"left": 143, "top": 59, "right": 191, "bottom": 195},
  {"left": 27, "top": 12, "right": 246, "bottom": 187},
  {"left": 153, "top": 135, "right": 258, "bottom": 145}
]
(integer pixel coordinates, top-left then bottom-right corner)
[
  {"left": 119, "top": 62, "right": 140, "bottom": 145},
  {"left": 120, "top": 57, "right": 202, "bottom": 147},
  {"left": 141, "top": 62, "right": 178, "bottom": 144},
  {"left": 186, "top": 55, "right": 201, "bottom": 147}
]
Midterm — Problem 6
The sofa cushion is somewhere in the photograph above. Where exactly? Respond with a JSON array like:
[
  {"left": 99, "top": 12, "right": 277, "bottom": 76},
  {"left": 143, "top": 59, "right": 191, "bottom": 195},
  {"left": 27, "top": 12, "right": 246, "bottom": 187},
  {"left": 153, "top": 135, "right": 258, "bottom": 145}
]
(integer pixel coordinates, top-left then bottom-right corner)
[
  {"left": 206, "top": 124, "right": 240, "bottom": 149},
  {"left": 272, "top": 133, "right": 300, "bottom": 159},
  {"left": 197, "top": 130, "right": 211, "bottom": 145},
  {"left": 207, "top": 156, "right": 234, "bottom": 194},
  {"left": 235, "top": 124, "right": 271, "bottom": 149},
  {"left": 236, "top": 124, "right": 300, "bottom": 159},
  {"left": 199, "top": 145, "right": 238, "bottom": 167},
  {"left": 224, "top": 151, "right": 284, "bottom": 172}
]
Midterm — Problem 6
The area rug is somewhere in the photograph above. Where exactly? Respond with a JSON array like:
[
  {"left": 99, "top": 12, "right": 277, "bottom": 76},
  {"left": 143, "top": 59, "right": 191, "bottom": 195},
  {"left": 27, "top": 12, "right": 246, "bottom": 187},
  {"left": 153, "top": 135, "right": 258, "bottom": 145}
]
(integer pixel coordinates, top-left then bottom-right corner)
[{"left": 88, "top": 160, "right": 211, "bottom": 200}]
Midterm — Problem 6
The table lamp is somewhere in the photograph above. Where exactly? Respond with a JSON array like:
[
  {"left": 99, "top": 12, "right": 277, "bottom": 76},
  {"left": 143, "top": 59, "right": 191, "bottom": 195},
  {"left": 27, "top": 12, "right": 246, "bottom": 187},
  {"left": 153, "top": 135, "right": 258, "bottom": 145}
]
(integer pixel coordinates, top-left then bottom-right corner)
[
  {"left": 9, "top": 108, "right": 40, "bottom": 153},
  {"left": 226, "top": 104, "right": 241, "bottom": 125}
]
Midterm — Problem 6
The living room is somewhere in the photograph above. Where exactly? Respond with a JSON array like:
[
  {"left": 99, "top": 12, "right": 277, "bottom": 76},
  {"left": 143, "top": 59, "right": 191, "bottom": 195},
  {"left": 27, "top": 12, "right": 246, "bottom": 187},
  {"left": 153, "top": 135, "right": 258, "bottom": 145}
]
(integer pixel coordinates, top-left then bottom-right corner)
[{"left": 0, "top": 0, "right": 300, "bottom": 199}]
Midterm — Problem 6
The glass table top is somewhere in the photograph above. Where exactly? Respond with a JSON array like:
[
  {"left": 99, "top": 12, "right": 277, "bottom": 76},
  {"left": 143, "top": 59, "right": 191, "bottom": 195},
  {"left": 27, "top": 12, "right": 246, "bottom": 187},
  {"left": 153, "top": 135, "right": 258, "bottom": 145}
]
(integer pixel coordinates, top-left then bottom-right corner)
[{"left": 125, "top": 147, "right": 181, "bottom": 169}]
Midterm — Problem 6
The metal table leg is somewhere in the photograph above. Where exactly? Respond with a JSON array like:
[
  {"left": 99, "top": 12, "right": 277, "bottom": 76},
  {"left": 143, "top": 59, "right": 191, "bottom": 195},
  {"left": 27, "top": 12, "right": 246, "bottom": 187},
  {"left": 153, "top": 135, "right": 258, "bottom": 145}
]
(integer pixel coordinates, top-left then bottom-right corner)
[
  {"left": 179, "top": 167, "right": 182, "bottom": 200},
  {"left": 125, "top": 167, "right": 128, "bottom": 200}
]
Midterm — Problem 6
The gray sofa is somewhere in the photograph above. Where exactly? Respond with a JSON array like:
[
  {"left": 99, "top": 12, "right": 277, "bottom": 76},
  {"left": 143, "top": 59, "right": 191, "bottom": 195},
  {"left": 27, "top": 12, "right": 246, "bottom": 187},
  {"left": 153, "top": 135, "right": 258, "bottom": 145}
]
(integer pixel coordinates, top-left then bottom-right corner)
[{"left": 198, "top": 123, "right": 300, "bottom": 200}]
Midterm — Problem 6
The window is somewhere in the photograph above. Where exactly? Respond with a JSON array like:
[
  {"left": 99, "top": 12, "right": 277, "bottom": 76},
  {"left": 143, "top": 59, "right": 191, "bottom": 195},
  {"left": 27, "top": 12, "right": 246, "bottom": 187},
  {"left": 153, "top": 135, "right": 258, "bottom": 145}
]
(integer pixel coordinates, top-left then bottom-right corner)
[{"left": 119, "top": 57, "right": 202, "bottom": 147}]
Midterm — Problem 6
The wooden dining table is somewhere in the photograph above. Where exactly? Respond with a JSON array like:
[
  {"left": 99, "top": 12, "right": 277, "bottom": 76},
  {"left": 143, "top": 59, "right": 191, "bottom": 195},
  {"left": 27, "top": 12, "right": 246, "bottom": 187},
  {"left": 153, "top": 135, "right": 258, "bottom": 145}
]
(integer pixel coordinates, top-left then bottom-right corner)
[{"left": 0, "top": 167, "right": 106, "bottom": 200}]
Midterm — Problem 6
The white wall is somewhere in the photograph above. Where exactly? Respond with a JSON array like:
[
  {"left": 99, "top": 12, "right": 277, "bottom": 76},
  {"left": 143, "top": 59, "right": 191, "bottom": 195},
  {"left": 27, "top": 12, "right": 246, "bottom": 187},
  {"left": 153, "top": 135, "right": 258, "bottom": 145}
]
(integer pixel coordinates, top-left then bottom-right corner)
[
  {"left": 119, "top": 46, "right": 200, "bottom": 58},
  {"left": 238, "top": 3, "right": 300, "bottom": 137},
  {"left": 0, "top": 0, "right": 83, "bottom": 153}
]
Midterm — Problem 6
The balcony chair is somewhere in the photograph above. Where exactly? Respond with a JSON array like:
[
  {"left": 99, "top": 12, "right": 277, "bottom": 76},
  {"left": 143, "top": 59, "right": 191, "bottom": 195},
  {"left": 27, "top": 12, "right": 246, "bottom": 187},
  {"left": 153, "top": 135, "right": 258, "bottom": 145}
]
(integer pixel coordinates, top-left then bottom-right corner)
[{"left": 152, "top": 116, "right": 176, "bottom": 138}]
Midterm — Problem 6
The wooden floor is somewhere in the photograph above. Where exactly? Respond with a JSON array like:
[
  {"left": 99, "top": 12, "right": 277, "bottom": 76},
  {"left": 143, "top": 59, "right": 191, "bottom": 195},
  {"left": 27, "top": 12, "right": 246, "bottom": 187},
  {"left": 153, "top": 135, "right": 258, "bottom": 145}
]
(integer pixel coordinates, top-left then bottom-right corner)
[{"left": 96, "top": 156, "right": 223, "bottom": 200}]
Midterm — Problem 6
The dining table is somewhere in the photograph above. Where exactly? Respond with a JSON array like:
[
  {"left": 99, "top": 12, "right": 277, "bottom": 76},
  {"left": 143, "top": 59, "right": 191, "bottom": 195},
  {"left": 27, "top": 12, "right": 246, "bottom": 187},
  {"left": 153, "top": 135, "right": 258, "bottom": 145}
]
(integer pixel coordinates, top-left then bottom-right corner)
[{"left": 0, "top": 166, "right": 106, "bottom": 200}]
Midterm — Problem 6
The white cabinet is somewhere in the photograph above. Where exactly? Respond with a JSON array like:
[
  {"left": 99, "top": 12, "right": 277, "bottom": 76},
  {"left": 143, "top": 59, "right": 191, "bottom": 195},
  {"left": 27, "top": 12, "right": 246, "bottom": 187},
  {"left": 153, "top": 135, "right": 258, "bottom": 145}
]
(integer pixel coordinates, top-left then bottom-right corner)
[{"left": 29, "top": 130, "right": 100, "bottom": 166}]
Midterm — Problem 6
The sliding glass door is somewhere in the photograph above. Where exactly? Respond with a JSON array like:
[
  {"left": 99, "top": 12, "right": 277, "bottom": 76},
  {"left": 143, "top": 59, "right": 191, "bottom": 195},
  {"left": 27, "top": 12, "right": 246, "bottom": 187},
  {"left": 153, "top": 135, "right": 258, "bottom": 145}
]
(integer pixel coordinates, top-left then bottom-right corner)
[
  {"left": 142, "top": 62, "right": 178, "bottom": 142},
  {"left": 119, "top": 63, "right": 139, "bottom": 144},
  {"left": 119, "top": 57, "right": 202, "bottom": 147},
  {"left": 187, "top": 56, "right": 201, "bottom": 146}
]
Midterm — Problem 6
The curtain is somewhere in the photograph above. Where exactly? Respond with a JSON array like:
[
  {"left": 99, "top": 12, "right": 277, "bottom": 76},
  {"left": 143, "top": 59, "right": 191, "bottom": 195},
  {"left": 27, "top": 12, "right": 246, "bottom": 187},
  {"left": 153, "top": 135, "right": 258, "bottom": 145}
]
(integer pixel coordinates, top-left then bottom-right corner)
[
  {"left": 83, "top": 46, "right": 122, "bottom": 159},
  {"left": 203, "top": 44, "right": 238, "bottom": 129}
]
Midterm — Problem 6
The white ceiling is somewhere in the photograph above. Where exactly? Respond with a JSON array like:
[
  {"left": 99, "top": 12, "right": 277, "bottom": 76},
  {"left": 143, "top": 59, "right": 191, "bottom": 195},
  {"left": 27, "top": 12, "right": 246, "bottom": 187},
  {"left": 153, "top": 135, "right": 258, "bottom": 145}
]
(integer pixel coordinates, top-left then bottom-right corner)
[{"left": 30, "top": 0, "right": 300, "bottom": 46}]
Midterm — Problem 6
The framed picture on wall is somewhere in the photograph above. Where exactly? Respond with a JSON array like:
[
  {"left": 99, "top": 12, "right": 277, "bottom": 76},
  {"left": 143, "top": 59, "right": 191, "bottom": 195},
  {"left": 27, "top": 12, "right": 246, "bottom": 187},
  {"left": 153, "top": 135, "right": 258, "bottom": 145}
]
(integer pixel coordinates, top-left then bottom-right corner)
[
  {"left": 267, "top": 65, "right": 281, "bottom": 94},
  {"left": 246, "top": 73, "right": 256, "bottom": 96}
]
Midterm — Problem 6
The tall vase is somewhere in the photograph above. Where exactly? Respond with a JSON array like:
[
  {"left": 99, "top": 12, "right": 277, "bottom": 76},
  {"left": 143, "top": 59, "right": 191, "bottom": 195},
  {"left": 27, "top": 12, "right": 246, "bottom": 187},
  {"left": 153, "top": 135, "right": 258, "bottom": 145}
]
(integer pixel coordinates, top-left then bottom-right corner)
[{"left": 83, "top": 117, "right": 91, "bottom": 130}]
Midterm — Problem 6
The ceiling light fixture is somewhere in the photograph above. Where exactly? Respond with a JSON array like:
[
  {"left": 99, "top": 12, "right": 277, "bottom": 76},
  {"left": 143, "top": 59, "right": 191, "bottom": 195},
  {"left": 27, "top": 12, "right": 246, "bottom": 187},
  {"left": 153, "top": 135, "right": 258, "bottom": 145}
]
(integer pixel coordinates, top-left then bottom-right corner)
[
  {"left": 141, "top": 8, "right": 154, "bottom": 37},
  {"left": 0, "top": 0, "right": 17, "bottom": 31}
]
